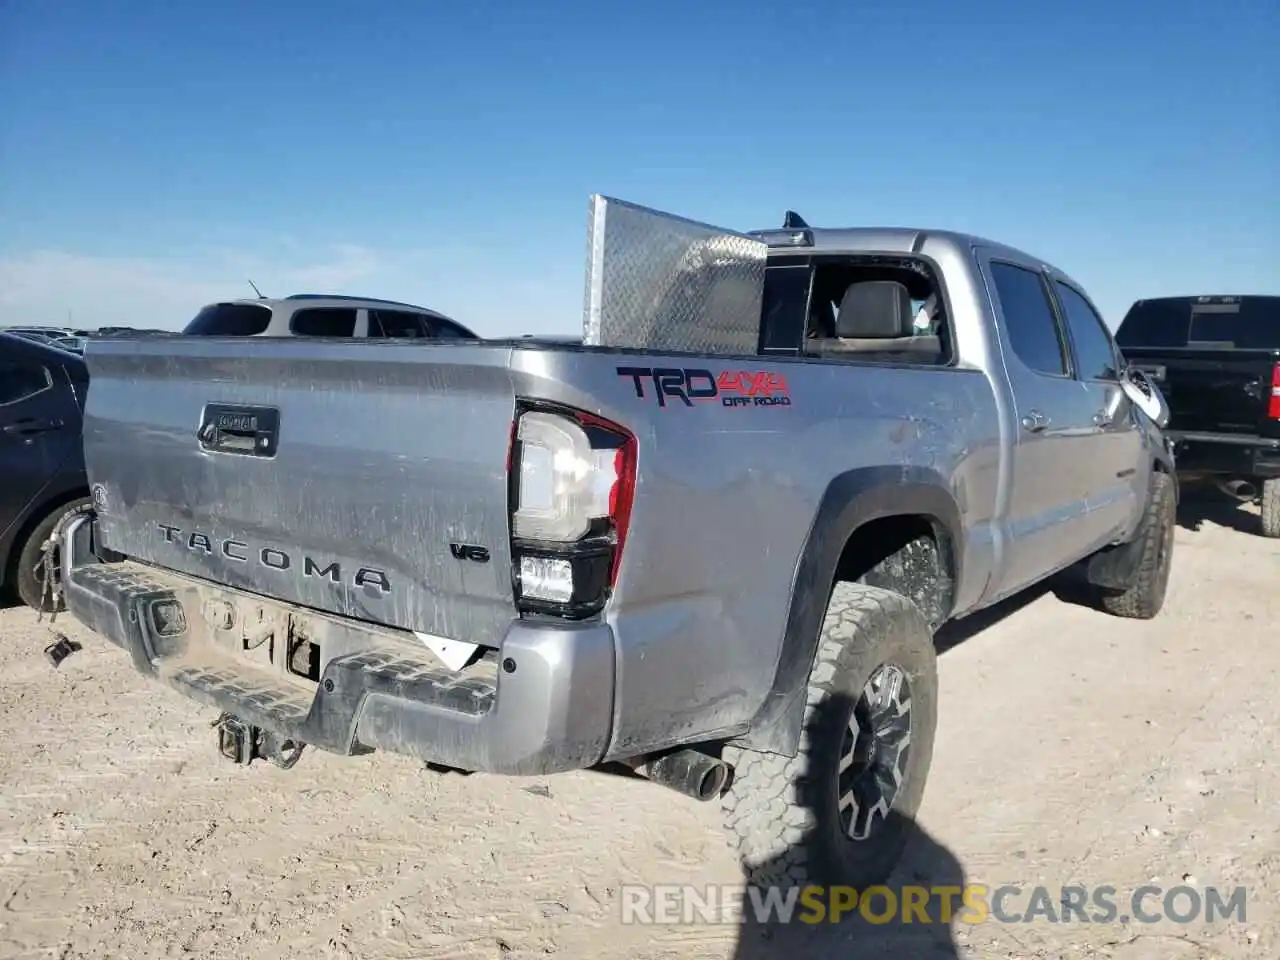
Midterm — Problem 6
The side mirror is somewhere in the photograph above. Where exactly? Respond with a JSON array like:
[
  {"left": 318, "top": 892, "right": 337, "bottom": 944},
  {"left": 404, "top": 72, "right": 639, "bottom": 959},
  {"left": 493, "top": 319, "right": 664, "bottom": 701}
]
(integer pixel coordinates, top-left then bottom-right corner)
[{"left": 1122, "top": 367, "right": 1171, "bottom": 429}]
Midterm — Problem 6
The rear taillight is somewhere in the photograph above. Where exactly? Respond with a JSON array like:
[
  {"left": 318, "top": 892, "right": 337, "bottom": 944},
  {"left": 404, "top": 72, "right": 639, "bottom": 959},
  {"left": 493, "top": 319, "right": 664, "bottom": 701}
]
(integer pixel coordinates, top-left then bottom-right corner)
[
  {"left": 507, "top": 405, "right": 636, "bottom": 618},
  {"left": 1269, "top": 364, "right": 1280, "bottom": 421}
]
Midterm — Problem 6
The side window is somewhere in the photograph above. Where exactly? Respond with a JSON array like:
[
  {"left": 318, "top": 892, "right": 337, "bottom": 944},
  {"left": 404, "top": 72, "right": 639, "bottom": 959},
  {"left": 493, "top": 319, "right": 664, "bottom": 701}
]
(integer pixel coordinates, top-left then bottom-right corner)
[
  {"left": 369, "top": 310, "right": 429, "bottom": 338},
  {"left": 184, "top": 303, "right": 272, "bottom": 336},
  {"left": 289, "top": 308, "right": 357, "bottom": 337},
  {"left": 0, "top": 360, "right": 52, "bottom": 405},
  {"left": 989, "top": 262, "right": 1068, "bottom": 376},
  {"left": 428, "top": 317, "right": 475, "bottom": 339},
  {"left": 1054, "top": 282, "right": 1120, "bottom": 381}
]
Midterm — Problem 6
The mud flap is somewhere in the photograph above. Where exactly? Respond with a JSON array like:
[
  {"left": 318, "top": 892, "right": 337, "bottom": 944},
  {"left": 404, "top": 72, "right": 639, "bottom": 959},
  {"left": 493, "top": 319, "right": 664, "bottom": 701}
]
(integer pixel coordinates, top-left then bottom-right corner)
[
  {"left": 1085, "top": 477, "right": 1165, "bottom": 591},
  {"left": 1084, "top": 536, "right": 1145, "bottom": 591}
]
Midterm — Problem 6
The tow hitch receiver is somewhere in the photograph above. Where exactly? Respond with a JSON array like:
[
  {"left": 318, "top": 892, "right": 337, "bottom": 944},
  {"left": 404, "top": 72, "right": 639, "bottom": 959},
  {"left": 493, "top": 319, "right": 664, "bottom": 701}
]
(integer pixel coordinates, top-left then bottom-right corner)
[{"left": 213, "top": 713, "right": 306, "bottom": 769}]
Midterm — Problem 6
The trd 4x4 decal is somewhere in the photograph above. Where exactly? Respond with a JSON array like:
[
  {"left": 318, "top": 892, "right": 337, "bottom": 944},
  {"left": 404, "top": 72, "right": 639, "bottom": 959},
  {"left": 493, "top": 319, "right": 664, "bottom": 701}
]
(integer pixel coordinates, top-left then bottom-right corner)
[{"left": 617, "top": 366, "right": 792, "bottom": 409}]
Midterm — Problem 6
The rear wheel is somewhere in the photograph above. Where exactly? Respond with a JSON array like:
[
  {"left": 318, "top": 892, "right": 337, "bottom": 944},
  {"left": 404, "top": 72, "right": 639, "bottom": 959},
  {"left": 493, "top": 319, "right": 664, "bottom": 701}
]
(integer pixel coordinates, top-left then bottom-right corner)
[
  {"left": 720, "top": 582, "right": 938, "bottom": 888},
  {"left": 1100, "top": 471, "right": 1175, "bottom": 619},
  {"left": 15, "top": 497, "right": 92, "bottom": 612},
  {"left": 1261, "top": 478, "right": 1280, "bottom": 539}
]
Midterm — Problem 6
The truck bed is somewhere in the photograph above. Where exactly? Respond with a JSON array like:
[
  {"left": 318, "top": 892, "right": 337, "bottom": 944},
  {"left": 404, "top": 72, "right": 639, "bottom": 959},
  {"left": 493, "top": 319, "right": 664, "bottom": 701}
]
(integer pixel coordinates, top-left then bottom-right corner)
[{"left": 79, "top": 333, "right": 1002, "bottom": 672}]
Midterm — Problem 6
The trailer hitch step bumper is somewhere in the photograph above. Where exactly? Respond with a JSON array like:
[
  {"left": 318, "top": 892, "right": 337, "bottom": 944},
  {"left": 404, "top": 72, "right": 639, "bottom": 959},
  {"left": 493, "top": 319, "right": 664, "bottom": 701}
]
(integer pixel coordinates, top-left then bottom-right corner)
[{"left": 213, "top": 712, "right": 306, "bottom": 769}]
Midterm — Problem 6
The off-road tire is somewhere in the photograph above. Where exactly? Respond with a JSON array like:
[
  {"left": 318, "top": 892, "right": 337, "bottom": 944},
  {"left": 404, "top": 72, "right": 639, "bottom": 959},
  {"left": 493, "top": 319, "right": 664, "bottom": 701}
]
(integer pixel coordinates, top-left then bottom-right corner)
[
  {"left": 720, "top": 582, "right": 938, "bottom": 889},
  {"left": 1261, "top": 478, "right": 1280, "bottom": 539},
  {"left": 15, "top": 497, "right": 92, "bottom": 612},
  {"left": 1100, "top": 471, "right": 1175, "bottom": 619}
]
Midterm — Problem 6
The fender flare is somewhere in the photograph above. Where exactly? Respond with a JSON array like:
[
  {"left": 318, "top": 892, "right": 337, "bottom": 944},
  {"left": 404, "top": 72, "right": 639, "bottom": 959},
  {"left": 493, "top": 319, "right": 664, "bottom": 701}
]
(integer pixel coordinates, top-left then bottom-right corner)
[{"left": 737, "top": 465, "right": 963, "bottom": 756}]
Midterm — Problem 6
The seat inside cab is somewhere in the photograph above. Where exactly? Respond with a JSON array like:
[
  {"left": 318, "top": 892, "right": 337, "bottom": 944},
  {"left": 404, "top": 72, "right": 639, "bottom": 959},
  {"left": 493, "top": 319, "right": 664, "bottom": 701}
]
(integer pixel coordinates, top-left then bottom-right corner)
[{"left": 804, "top": 264, "right": 946, "bottom": 363}]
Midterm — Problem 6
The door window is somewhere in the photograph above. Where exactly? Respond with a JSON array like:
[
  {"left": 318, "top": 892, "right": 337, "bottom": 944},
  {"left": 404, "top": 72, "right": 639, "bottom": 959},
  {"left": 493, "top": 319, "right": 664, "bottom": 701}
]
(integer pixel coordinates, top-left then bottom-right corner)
[
  {"left": 989, "top": 262, "right": 1069, "bottom": 376},
  {"left": 369, "top": 310, "right": 430, "bottom": 338},
  {"left": 1055, "top": 282, "right": 1121, "bottom": 382},
  {"left": 0, "top": 360, "right": 51, "bottom": 405},
  {"left": 289, "top": 308, "right": 357, "bottom": 337}
]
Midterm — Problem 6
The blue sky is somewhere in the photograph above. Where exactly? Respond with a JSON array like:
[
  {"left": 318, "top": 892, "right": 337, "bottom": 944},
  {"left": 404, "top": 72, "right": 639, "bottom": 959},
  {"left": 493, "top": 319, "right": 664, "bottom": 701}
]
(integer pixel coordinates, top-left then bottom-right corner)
[{"left": 1, "top": 0, "right": 1276, "bottom": 334}]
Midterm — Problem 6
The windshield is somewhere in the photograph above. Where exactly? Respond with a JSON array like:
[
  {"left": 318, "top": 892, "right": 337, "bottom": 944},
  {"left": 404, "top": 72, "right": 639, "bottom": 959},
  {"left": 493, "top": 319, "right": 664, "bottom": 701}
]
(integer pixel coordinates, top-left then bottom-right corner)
[
  {"left": 1116, "top": 296, "right": 1280, "bottom": 350},
  {"left": 184, "top": 303, "right": 273, "bottom": 336}
]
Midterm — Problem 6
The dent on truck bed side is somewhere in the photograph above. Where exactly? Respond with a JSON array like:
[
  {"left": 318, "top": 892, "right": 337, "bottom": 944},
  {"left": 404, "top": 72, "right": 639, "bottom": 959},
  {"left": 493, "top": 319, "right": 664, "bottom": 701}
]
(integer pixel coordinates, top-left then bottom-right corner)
[{"left": 735, "top": 465, "right": 963, "bottom": 757}]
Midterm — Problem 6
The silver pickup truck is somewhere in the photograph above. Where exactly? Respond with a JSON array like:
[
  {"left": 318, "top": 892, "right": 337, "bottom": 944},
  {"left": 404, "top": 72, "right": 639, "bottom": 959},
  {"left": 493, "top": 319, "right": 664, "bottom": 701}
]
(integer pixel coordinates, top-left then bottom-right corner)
[{"left": 56, "top": 198, "right": 1175, "bottom": 890}]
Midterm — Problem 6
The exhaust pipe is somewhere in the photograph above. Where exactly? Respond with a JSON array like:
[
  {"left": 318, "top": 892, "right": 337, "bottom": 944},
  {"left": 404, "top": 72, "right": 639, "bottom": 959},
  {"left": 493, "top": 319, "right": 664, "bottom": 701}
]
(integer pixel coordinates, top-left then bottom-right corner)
[
  {"left": 638, "top": 749, "right": 730, "bottom": 802},
  {"left": 1216, "top": 478, "right": 1258, "bottom": 501}
]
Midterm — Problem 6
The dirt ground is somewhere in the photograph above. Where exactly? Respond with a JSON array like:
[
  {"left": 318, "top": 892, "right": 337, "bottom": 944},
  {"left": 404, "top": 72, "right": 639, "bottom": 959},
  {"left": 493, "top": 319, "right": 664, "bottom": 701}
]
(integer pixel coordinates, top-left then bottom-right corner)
[{"left": 1, "top": 490, "right": 1276, "bottom": 960}]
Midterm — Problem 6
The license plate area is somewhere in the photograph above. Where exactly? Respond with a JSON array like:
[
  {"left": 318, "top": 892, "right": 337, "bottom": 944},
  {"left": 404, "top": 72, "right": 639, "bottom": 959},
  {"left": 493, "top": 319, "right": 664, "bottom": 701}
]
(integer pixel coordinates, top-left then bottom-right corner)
[
  {"left": 188, "top": 591, "right": 321, "bottom": 687},
  {"left": 182, "top": 585, "right": 430, "bottom": 685}
]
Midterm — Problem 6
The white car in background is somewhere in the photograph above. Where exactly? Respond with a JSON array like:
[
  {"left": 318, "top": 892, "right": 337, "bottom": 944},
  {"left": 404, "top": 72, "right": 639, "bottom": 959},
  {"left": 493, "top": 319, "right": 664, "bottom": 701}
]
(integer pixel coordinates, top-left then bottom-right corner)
[
  {"left": 0, "top": 328, "right": 85, "bottom": 353},
  {"left": 182, "top": 294, "right": 479, "bottom": 340}
]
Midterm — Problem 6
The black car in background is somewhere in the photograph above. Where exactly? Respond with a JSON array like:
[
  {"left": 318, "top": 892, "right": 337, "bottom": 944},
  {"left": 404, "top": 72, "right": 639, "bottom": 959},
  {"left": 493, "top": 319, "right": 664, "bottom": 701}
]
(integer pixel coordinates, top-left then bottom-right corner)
[
  {"left": 0, "top": 332, "right": 92, "bottom": 609},
  {"left": 1115, "top": 294, "right": 1280, "bottom": 537}
]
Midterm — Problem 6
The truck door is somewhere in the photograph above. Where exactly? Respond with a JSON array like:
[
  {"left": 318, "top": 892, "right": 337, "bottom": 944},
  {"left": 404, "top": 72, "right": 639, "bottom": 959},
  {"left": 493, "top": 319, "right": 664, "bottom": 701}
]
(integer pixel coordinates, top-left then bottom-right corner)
[
  {"left": 978, "top": 252, "right": 1103, "bottom": 596},
  {"left": 1050, "top": 277, "right": 1146, "bottom": 546}
]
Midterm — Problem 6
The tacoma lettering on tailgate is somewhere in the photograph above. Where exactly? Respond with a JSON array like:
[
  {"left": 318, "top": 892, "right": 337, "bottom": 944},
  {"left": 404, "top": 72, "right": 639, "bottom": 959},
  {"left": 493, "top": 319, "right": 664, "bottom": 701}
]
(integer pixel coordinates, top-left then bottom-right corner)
[{"left": 156, "top": 523, "right": 392, "bottom": 593}]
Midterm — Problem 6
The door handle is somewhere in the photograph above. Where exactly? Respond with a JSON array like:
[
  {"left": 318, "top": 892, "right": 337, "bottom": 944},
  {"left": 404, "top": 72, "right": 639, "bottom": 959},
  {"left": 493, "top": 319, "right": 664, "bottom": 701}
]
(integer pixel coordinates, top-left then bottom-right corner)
[
  {"left": 1020, "top": 410, "right": 1049, "bottom": 433},
  {"left": 1, "top": 418, "right": 63, "bottom": 436},
  {"left": 1093, "top": 410, "right": 1112, "bottom": 427}
]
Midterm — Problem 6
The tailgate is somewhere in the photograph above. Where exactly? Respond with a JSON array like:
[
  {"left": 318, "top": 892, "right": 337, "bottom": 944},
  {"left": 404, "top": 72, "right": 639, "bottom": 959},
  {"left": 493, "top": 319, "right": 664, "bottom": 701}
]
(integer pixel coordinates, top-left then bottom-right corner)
[
  {"left": 82, "top": 337, "right": 518, "bottom": 648},
  {"left": 1125, "top": 347, "right": 1279, "bottom": 436}
]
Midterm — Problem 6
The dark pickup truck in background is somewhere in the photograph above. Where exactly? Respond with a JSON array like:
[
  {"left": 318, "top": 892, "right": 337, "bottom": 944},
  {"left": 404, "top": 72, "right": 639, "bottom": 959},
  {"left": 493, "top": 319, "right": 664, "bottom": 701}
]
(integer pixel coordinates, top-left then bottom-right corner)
[{"left": 1115, "top": 294, "right": 1280, "bottom": 537}]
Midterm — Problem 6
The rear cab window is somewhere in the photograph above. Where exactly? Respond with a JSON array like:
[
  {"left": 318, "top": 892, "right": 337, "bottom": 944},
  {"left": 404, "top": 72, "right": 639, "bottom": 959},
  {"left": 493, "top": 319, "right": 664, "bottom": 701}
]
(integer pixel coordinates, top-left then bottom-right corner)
[
  {"left": 184, "top": 303, "right": 273, "bottom": 336},
  {"left": 289, "top": 308, "right": 358, "bottom": 337},
  {"left": 755, "top": 254, "right": 953, "bottom": 364},
  {"left": 1117, "top": 296, "right": 1280, "bottom": 350}
]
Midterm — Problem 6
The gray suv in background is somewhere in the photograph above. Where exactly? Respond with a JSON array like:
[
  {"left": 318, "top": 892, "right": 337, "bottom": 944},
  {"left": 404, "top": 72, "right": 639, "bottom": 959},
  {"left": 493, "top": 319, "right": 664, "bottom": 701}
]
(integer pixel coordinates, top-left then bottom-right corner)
[{"left": 183, "top": 294, "right": 479, "bottom": 340}]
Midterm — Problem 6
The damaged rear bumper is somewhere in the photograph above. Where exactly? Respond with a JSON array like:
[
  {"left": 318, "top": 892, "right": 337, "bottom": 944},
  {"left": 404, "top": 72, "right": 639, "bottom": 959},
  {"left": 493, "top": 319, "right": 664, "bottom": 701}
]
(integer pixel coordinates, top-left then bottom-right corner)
[{"left": 60, "top": 515, "right": 616, "bottom": 775}]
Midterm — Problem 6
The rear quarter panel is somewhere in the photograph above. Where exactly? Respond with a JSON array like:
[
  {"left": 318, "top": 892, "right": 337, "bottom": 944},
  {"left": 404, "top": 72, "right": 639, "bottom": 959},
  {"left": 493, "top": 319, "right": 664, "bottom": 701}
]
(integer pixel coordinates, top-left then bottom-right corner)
[{"left": 509, "top": 344, "right": 1002, "bottom": 757}]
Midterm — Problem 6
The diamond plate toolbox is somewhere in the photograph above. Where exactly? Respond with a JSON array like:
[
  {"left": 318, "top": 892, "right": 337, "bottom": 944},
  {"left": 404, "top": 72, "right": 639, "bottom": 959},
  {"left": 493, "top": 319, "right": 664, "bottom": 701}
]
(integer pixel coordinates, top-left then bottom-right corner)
[{"left": 582, "top": 195, "right": 767, "bottom": 355}]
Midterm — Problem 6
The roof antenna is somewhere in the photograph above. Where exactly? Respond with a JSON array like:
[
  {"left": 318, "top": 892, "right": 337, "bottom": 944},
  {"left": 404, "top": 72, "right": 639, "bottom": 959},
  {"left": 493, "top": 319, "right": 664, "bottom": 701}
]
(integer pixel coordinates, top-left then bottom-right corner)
[
  {"left": 782, "top": 210, "right": 809, "bottom": 229},
  {"left": 247, "top": 279, "right": 266, "bottom": 299}
]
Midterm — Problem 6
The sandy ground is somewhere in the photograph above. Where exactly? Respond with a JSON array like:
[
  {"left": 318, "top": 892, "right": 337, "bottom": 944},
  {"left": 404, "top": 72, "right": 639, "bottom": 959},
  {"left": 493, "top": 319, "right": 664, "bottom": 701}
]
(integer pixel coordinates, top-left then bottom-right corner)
[{"left": 1, "top": 490, "right": 1277, "bottom": 960}]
